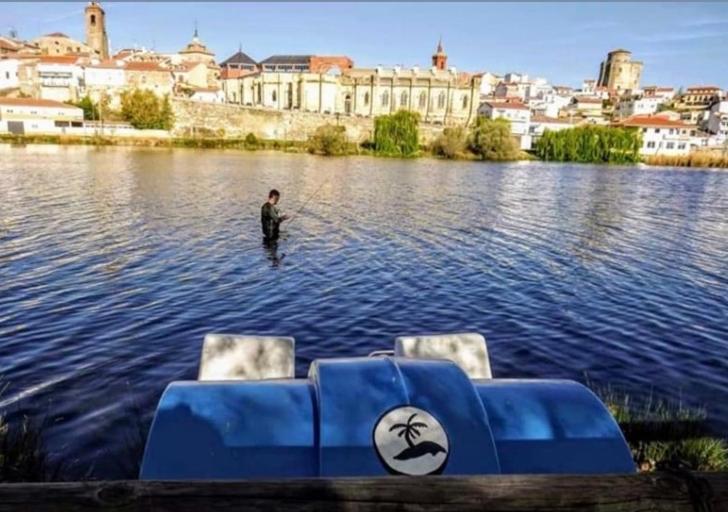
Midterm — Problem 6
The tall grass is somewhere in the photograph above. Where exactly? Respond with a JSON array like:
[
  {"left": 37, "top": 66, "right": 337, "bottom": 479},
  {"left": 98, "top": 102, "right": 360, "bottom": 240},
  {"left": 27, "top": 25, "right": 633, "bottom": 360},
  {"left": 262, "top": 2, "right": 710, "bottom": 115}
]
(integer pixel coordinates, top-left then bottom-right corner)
[
  {"left": 591, "top": 383, "right": 728, "bottom": 472},
  {"left": 643, "top": 152, "right": 728, "bottom": 168}
]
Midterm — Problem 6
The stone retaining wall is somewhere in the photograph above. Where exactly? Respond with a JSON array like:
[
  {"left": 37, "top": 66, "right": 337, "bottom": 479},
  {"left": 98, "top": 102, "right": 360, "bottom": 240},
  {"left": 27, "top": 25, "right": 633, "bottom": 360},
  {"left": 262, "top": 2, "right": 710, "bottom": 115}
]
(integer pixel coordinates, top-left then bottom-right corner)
[{"left": 171, "top": 99, "right": 447, "bottom": 144}]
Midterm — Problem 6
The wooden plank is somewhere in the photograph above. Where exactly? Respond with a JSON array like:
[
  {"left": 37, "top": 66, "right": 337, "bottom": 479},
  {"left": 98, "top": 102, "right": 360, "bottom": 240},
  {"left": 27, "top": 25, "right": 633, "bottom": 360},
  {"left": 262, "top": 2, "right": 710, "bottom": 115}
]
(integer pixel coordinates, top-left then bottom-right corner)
[{"left": 0, "top": 472, "right": 726, "bottom": 512}]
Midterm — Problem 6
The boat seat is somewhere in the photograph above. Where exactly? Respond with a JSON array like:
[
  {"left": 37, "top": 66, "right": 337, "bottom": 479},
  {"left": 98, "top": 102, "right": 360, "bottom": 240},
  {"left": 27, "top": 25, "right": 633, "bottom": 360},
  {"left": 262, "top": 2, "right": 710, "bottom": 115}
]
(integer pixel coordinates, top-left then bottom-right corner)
[
  {"left": 394, "top": 332, "right": 492, "bottom": 379},
  {"left": 198, "top": 334, "right": 295, "bottom": 381}
]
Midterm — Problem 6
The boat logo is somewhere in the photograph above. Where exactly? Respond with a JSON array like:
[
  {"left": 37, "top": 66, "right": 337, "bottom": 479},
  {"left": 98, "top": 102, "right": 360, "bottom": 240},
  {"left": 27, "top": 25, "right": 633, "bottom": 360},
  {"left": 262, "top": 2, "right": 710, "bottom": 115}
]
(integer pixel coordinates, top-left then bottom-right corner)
[{"left": 373, "top": 406, "right": 449, "bottom": 475}]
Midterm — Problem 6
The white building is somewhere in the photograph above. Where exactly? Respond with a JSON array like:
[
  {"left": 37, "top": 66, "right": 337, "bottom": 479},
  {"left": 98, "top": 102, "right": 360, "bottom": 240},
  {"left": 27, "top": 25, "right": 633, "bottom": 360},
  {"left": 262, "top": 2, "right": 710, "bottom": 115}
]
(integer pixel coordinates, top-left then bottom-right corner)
[
  {"left": 528, "top": 115, "right": 574, "bottom": 145},
  {"left": 478, "top": 100, "right": 531, "bottom": 149},
  {"left": 619, "top": 114, "right": 703, "bottom": 156},
  {"left": 706, "top": 101, "right": 728, "bottom": 144},
  {"left": 0, "top": 58, "right": 20, "bottom": 90},
  {"left": 83, "top": 60, "right": 125, "bottom": 108},
  {"left": 530, "top": 92, "right": 572, "bottom": 118},
  {"left": 36, "top": 56, "right": 83, "bottom": 102},
  {"left": 616, "top": 96, "right": 663, "bottom": 119},
  {"left": 0, "top": 97, "right": 83, "bottom": 134},
  {"left": 189, "top": 87, "right": 225, "bottom": 103}
]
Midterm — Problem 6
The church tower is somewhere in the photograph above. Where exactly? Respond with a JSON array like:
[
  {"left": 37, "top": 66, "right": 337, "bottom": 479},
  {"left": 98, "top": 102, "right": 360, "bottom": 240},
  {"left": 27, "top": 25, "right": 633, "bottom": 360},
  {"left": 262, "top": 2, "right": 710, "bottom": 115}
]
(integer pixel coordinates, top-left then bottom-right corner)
[
  {"left": 432, "top": 38, "right": 447, "bottom": 71},
  {"left": 85, "top": 1, "right": 109, "bottom": 59}
]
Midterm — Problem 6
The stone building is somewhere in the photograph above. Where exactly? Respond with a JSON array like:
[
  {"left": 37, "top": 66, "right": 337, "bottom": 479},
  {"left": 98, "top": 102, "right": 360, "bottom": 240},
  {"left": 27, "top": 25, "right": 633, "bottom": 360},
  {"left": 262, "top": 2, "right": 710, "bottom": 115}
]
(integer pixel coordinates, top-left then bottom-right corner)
[
  {"left": 178, "top": 28, "right": 217, "bottom": 66},
  {"left": 85, "top": 2, "right": 109, "bottom": 59},
  {"left": 597, "top": 49, "right": 643, "bottom": 93},
  {"left": 123, "top": 61, "right": 174, "bottom": 97},
  {"left": 32, "top": 33, "right": 95, "bottom": 57}
]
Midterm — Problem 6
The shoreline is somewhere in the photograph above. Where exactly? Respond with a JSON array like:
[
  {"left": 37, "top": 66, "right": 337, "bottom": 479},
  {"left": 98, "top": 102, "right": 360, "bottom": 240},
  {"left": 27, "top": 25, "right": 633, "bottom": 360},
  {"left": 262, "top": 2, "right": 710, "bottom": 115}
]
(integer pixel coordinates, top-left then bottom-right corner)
[{"left": 1, "top": 133, "right": 726, "bottom": 169}]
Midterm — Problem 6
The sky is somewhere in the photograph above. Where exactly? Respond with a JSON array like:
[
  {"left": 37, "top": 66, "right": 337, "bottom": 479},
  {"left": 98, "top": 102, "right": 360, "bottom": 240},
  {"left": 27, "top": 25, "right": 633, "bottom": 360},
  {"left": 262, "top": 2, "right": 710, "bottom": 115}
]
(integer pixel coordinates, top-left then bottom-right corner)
[{"left": 3, "top": 2, "right": 728, "bottom": 88}]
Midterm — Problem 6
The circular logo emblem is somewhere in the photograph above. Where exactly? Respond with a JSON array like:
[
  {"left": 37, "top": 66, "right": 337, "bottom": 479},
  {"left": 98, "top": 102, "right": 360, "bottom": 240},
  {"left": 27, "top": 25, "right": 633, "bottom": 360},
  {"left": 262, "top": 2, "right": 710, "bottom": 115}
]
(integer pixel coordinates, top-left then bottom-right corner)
[{"left": 373, "top": 406, "right": 449, "bottom": 475}]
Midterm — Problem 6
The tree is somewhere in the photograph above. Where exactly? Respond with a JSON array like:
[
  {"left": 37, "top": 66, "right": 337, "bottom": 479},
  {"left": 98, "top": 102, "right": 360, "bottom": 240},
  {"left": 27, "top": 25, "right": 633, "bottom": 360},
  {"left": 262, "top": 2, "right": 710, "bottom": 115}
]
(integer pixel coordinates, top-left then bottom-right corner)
[
  {"left": 373, "top": 110, "right": 420, "bottom": 157},
  {"left": 71, "top": 95, "right": 100, "bottom": 121},
  {"left": 535, "top": 125, "right": 642, "bottom": 164},
  {"left": 307, "top": 124, "right": 349, "bottom": 156},
  {"left": 468, "top": 117, "right": 521, "bottom": 161},
  {"left": 431, "top": 126, "right": 467, "bottom": 159},
  {"left": 120, "top": 89, "right": 174, "bottom": 130}
]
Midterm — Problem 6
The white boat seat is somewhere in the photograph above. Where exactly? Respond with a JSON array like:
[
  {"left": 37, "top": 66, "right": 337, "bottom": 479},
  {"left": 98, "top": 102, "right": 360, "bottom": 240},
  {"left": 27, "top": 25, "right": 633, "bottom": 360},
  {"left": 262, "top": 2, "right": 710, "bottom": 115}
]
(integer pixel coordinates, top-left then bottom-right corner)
[
  {"left": 394, "top": 332, "right": 492, "bottom": 379},
  {"left": 198, "top": 334, "right": 295, "bottom": 381}
]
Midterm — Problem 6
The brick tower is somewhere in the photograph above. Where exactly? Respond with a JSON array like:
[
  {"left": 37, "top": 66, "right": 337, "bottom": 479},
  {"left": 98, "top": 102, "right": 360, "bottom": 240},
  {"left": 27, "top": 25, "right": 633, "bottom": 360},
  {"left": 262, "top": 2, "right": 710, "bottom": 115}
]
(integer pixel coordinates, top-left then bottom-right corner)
[
  {"left": 85, "top": 1, "right": 109, "bottom": 59},
  {"left": 432, "top": 38, "right": 447, "bottom": 71}
]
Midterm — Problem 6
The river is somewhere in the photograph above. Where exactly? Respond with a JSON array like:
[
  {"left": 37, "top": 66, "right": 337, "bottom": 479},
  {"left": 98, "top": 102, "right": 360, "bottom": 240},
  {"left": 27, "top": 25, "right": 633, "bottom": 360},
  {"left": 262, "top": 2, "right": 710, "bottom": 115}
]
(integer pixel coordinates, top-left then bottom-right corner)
[{"left": 0, "top": 144, "right": 726, "bottom": 478}]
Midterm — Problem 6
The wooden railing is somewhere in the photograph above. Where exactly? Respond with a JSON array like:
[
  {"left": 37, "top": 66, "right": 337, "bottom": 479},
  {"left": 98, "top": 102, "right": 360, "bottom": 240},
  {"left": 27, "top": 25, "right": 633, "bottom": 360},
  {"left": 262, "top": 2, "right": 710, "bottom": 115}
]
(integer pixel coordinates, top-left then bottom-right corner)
[{"left": 0, "top": 472, "right": 726, "bottom": 511}]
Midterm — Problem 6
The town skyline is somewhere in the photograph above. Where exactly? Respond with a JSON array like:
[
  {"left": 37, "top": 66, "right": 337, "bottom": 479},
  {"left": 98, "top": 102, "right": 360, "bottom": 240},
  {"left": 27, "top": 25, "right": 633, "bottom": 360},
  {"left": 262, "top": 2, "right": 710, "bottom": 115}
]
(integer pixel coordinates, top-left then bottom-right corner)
[{"left": 3, "top": 1, "right": 728, "bottom": 89}]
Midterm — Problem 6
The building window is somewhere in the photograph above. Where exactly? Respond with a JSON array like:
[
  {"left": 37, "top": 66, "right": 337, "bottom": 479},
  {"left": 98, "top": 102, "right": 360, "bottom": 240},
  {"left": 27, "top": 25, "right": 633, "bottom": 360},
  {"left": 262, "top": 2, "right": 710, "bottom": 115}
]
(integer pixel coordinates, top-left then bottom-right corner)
[
  {"left": 419, "top": 91, "right": 427, "bottom": 108},
  {"left": 381, "top": 90, "right": 389, "bottom": 107},
  {"left": 654, "top": 128, "right": 660, "bottom": 133},
  {"left": 400, "top": 91, "right": 408, "bottom": 108},
  {"left": 90, "top": 14, "right": 96, "bottom": 25},
  {"left": 437, "top": 91, "right": 446, "bottom": 109},
  {"left": 678, "top": 143, "right": 686, "bottom": 149},
  {"left": 363, "top": 92, "right": 369, "bottom": 106},
  {"left": 462, "top": 94, "right": 468, "bottom": 110},
  {"left": 666, "top": 142, "right": 675, "bottom": 149},
  {"left": 272, "top": 90, "right": 277, "bottom": 102},
  {"left": 646, "top": 141, "right": 656, "bottom": 148}
]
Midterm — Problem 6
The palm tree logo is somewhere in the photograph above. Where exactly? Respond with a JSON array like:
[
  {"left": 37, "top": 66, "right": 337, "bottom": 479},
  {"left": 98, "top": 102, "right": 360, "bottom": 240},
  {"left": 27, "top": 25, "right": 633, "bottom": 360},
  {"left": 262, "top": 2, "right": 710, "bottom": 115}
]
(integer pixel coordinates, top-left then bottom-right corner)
[
  {"left": 390, "top": 413, "right": 427, "bottom": 449},
  {"left": 387, "top": 412, "right": 447, "bottom": 461}
]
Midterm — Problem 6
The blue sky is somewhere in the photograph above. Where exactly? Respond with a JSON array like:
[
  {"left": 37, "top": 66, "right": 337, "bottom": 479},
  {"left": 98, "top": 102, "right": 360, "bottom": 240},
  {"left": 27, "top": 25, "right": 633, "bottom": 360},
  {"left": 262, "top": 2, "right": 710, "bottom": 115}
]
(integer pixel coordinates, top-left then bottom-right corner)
[{"left": 3, "top": 2, "right": 727, "bottom": 88}]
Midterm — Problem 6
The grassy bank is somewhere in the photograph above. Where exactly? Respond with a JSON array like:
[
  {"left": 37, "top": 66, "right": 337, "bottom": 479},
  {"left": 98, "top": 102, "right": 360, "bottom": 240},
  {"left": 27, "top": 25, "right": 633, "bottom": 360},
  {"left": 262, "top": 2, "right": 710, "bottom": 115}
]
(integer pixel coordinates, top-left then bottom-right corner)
[{"left": 643, "top": 152, "right": 728, "bottom": 169}]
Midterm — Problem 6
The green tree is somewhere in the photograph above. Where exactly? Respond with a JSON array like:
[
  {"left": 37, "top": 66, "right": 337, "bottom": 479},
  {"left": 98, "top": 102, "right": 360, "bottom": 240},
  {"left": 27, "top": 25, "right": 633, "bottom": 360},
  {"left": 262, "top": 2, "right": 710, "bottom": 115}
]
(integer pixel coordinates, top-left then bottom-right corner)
[
  {"left": 431, "top": 125, "right": 467, "bottom": 159},
  {"left": 535, "top": 125, "right": 642, "bottom": 164},
  {"left": 120, "top": 89, "right": 174, "bottom": 130},
  {"left": 373, "top": 110, "right": 420, "bottom": 157},
  {"left": 307, "top": 124, "right": 349, "bottom": 156},
  {"left": 70, "top": 95, "right": 100, "bottom": 121},
  {"left": 468, "top": 117, "right": 521, "bottom": 161}
]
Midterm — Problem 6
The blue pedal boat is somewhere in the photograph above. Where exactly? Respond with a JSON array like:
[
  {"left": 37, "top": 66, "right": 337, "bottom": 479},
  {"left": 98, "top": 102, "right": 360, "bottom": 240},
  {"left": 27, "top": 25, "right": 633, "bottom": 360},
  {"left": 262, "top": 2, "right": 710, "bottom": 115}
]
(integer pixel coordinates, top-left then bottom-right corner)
[{"left": 140, "top": 332, "right": 635, "bottom": 479}]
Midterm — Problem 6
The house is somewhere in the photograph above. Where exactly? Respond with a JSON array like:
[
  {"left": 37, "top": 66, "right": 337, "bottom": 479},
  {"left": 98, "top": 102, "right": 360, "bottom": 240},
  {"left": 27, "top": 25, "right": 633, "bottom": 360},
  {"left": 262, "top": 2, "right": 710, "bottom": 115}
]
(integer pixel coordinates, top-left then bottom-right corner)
[
  {"left": 642, "top": 86, "right": 676, "bottom": 102},
  {"left": 219, "top": 50, "right": 258, "bottom": 73},
  {"left": 188, "top": 86, "right": 225, "bottom": 103},
  {"left": 478, "top": 100, "right": 531, "bottom": 149},
  {"left": 706, "top": 101, "right": 728, "bottom": 145},
  {"left": 618, "top": 114, "right": 703, "bottom": 156},
  {"left": 680, "top": 86, "right": 722, "bottom": 108},
  {"left": 83, "top": 59, "right": 125, "bottom": 108},
  {"left": 0, "top": 58, "right": 20, "bottom": 91},
  {"left": 124, "top": 61, "right": 174, "bottom": 97},
  {"left": 615, "top": 95, "right": 664, "bottom": 119},
  {"left": 32, "top": 32, "right": 95, "bottom": 57},
  {"left": 528, "top": 115, "right": 574, "bottom": 142},
  {"left": 35, "top": 55, "right": 84, "bottom": 102},
  {"left": 0, "top": 96, "right": 83, "bottom": 134}
]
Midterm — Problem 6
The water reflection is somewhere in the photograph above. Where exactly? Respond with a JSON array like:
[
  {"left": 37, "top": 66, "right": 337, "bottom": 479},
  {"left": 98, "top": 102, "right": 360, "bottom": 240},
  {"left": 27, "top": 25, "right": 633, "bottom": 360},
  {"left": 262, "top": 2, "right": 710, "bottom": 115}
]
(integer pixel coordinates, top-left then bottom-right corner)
[{"left": 0, "top": 146, "right": 726, "bottom": 478}]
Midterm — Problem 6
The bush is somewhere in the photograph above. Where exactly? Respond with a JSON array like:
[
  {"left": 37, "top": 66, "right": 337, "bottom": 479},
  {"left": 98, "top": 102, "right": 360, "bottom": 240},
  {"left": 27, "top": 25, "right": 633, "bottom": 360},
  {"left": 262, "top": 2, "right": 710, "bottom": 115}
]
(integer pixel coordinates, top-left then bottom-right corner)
[
  {"left": 535, "top": 125, "right": 642, "bottom": 164},
  {"left": 307, "top": 124, "right": 349, "bottom": 156},
  {"left": 431, "top": 126, "right": 468, "bottom": 159},
  {"left": 468, "top": 117, "right": 521, "bottom": 161},
  {"left": 374, "top": 110, "right": 420, "bottom": 157},
  {"left": 120, "top": 89, "right": 174, "bottom": 130},
  {"left": 244, "top": 132, "right": 259, "bottom": 149}
]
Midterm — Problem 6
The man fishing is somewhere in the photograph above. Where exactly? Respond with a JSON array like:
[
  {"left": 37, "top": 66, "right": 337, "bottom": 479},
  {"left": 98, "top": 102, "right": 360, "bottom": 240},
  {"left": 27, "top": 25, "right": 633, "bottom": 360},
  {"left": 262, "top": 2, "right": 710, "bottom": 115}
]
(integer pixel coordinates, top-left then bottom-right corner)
[{"left": 261, "top": 189, "right": 288, "bottom": 242}]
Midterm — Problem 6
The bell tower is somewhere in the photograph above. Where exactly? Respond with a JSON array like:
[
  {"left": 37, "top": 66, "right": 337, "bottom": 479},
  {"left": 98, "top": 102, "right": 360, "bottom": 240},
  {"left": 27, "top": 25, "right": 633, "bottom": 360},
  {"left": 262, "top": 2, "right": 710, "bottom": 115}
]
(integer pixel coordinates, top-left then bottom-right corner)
[
  {"left": 85, "top": 1, "right": 109, "bottom": 59},
  {"left": 432, "top": 38, "right": 447, "bottom": 71}
]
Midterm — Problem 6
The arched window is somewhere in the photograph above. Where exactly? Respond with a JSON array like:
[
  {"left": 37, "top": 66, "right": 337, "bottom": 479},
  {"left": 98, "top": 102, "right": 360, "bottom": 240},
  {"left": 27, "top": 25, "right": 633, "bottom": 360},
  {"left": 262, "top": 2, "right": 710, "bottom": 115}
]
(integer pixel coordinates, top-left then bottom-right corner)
[
  {"left": 381, "top": 90, "right": 389, "bottom": 107},
  {"left": 90, "top": 14, "right": 96, "bottom": 25},
  {"left": 437, "top": 91, "right": 446, "bottom": 109},
  {"left": 400, "top": 91, "right": 408, "bottom": 108},
  {"left": 462, "top": 94, "right": 469, "bottom": 110},
  {"left": 419, "top": 91, "right": 427, "bottom": 108}
]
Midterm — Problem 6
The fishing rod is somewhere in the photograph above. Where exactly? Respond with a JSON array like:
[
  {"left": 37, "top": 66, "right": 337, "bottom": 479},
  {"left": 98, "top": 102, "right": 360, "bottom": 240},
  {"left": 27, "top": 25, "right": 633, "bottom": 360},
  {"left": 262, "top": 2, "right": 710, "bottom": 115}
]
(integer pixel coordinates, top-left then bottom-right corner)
[{"left": 285, "top": 180, "right": 328, "bottom": 227}]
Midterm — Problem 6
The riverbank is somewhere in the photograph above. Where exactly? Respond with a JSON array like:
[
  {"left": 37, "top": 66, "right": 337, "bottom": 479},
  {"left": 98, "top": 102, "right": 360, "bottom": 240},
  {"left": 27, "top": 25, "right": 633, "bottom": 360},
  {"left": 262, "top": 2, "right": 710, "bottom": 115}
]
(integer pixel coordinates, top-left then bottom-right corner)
[{"left": 1, "top": 133, "right": 726, "bottom": 168}]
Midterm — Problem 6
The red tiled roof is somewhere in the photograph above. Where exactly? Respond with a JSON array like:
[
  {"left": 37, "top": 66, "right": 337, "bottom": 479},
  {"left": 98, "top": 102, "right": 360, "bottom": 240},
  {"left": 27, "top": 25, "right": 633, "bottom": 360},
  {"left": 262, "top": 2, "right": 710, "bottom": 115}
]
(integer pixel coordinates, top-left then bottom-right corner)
[
  {"left": 0, "top": 97, "right": 81, "bottom": 109},
  {"left": 484, "top": 101, "right": 529, "bottom": 111},
  {"left": 619, "top": 115, "right": 694, "bottom": 129},
  {"left": 124, "top": 61, "right": 169, "bottom": 72},
  {"left": 531, "top": 115, "right": 572, "bottom": 124},
  {"left": 38, "top": 55, "right": 80, "bottom": 64},
  {"left": 686, "top": 85, "right": 720, "bottom": 91}
]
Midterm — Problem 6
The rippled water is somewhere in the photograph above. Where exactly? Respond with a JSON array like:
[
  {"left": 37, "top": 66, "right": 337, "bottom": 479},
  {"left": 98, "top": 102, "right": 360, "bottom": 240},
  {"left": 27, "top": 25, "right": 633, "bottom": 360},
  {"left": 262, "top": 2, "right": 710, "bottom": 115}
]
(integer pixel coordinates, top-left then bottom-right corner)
[{"left": 0, "top": 145, "right": 726, "bottom": 478}]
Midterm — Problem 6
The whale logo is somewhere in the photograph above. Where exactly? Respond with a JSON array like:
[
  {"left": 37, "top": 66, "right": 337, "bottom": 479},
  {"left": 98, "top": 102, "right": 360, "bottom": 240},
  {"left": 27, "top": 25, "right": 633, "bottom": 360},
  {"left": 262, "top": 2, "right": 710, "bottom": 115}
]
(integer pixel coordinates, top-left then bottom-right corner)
[{"left": 373, "top": 406, "right": 449, "bottom": 475}]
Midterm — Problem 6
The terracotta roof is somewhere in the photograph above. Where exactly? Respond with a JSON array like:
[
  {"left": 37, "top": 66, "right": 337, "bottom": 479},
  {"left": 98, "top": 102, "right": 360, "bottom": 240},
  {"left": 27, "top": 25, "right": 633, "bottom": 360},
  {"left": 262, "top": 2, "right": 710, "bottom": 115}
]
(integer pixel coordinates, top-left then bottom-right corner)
[
  {"left": 531, "top": 115, "right": 572, "bottom": 124},
  {"left": 576, "top": 97, "right": 603, "bottom": 104},
  {"left": 0, "top": 97, "right": 81, "bottom": 109},
  {"left": 124, "top": 61, "right": 169, "bottom": 72},
  {"left": 686, "top": 85, "right": 720, "bottom": 91},
  {"left": 38, "top": 55, "right": 81, "bottom": 64},
  {"left": 175, "top": 61, "right": 205, "bottom": 71},
  {"left": 220, "top": 68, "right": 258, "bottom": 79},
  {"left": 483, "top": 101, "right": 529, "bottom": 111},
  {"left": 86, "top": 60, "right": 124, "bottom": 69},
  {"left": 620, "top": 115, "right": 694, "bottom": 129}
]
